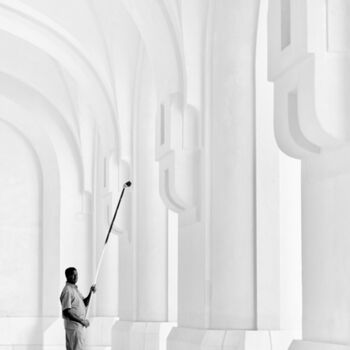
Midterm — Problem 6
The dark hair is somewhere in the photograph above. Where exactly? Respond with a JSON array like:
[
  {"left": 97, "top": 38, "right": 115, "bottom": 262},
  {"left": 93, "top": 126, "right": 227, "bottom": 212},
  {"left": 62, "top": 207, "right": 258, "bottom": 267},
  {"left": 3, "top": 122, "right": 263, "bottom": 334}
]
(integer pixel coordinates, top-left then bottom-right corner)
[{"left": 65, "top": 267, "right": 77, "bottom": 279}]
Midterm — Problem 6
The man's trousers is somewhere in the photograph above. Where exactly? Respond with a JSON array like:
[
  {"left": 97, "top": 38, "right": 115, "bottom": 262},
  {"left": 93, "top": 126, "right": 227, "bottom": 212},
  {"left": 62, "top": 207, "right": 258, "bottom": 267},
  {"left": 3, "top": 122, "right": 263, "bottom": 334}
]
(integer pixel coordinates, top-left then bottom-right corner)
[{"left": 65, "top": 327, "right": 85, "bottom": 350}]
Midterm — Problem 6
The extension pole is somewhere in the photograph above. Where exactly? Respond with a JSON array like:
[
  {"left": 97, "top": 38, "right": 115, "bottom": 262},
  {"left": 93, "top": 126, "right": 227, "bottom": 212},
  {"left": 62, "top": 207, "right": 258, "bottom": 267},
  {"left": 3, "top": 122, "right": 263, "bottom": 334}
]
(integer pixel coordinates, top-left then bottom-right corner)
[{"left": 85, "top": 180, "right": 132, "bottom": 317}]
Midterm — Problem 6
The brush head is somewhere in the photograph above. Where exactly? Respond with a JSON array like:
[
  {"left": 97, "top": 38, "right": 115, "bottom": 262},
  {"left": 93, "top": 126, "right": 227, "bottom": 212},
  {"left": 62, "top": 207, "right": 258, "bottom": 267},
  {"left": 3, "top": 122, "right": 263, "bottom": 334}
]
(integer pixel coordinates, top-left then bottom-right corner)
[{"left": 123, "top": 181, "right": 132, "bottom": 188}]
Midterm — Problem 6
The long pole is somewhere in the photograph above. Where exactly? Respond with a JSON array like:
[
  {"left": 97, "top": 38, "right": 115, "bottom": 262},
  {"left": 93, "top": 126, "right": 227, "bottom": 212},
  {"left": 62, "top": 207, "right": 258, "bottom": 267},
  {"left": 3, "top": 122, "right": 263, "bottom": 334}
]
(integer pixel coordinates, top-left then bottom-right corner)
[{"left": 85, "top": 180, "right": 132, "bottom": 317}]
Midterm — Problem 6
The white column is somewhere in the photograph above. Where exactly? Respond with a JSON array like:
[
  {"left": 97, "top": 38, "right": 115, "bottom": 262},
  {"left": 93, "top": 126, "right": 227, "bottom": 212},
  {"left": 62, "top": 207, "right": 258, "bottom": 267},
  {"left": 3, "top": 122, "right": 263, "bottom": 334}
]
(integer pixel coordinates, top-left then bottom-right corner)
[
  {"left": 112, "top": 47, "right": 173, "bottom": 350},
  {"left": 93, "top": 144, "right": 119, "bottom": 317},
  {"left": 156, "top": 1, "right": 298, "bottom": 349},
  {"left": 269, "top": 0, "right": 350, "bottom": 348}
]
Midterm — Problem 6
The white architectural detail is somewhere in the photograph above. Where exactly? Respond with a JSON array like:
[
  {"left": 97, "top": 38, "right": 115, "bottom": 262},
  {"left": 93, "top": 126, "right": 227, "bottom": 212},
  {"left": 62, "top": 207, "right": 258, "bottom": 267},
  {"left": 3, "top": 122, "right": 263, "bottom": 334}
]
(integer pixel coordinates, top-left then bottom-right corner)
[
  {"left": 3, "top": 0, "right": 347, "bottom": 349},
  {"left": 0, "top": 0, "right": 119, "bottom": 154},
  {"left": 154, "top": 1, "right": 298, "bottom": 349},
  {"left": 0, "top": 2, "right": 121, "bottom": 343},
  {"left": 1, "top": 97, "right": 61, "bottom": 317},
  {"left": 112, "top": 41, "right": 173, "bottom": 350},
  {"left": 120, "top": 0, "right": 185, "bottom": 97},
  {"left": 156, "top": 93, "right": 201, "bottom": 225},
  {"left": 269, "top": 0, "right": 350, "bottom": 348}
]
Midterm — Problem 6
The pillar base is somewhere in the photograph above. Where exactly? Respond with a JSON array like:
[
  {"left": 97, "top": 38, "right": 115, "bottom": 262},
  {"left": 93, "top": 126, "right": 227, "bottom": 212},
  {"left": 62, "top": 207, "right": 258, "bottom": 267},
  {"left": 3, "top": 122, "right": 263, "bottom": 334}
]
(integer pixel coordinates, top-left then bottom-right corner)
[
  {"left": 290, "top": 340, "right": 350, "bottom": 350},
  {"left": 112, "top": 321, "right": 175, "bottom": 350},
  {"left": 168, "top": 327, "right": 300, "bottom": 350}
]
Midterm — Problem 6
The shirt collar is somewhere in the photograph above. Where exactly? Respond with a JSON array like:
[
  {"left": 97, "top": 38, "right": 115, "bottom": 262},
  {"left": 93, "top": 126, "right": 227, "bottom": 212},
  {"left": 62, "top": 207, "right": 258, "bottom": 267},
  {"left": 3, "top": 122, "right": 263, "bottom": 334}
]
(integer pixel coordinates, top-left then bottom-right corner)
[{"left": 66, "top": 282, "right": 77, "bottom": 288}]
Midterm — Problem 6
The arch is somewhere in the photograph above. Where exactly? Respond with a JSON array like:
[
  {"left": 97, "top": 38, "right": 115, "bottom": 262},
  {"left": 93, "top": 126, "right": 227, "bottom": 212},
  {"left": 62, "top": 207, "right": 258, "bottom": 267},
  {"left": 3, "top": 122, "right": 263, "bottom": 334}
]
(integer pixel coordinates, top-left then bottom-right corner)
[
  {"left": 0, "top": 120, "right": 42, "bottom": 316},
  {"left": 0, "top": 0, "right": 119, "bottom": 156},
  {"left": 0, "top": 99, "right": 61, "bottom": 315},
  {"left": 121, "top": 0, "right": 185, "bottom": 98},
  {"left": 0, "top": 71, "right": 85, "bottom": 191}
]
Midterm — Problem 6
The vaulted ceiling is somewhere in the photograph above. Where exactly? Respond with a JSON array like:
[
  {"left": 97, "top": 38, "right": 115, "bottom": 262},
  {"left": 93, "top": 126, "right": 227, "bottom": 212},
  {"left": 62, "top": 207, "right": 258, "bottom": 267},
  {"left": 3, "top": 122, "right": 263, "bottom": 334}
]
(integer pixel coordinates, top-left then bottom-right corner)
[{"left": 0, "top": 0, "right": 185, "bottom": 191}]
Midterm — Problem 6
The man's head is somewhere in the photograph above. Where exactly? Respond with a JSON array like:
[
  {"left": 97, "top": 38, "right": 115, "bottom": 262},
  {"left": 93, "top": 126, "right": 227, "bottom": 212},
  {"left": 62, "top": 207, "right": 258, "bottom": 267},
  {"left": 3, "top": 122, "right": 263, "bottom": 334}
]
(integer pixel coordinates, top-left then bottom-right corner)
[{"left": 65, "top": 267, "right": 78, "bottom": 284}]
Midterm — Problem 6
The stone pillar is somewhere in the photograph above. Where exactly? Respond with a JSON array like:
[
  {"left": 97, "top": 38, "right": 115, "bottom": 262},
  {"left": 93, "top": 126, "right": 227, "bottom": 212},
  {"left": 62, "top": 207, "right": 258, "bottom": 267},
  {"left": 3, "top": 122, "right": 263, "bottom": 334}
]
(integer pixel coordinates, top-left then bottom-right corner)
[
  {"left": 156, "top": 1, "right": 298, "bottom": 349},
  {"left": 269, "top": 0, "right": 350, "bottom": 348},
  {"left": 112, "top": 48, "right": 174, "bottom": 350}
]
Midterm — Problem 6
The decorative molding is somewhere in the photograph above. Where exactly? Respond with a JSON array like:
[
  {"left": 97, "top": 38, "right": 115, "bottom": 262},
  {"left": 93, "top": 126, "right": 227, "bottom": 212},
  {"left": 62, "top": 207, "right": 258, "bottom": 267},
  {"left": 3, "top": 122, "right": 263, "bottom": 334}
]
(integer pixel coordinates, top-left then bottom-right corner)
[
  {"left": 269, "top": 0, "right": 350, "bottom": 159},
  {"left": 156, "top": 93, "right": 201, "bottom": 226}
]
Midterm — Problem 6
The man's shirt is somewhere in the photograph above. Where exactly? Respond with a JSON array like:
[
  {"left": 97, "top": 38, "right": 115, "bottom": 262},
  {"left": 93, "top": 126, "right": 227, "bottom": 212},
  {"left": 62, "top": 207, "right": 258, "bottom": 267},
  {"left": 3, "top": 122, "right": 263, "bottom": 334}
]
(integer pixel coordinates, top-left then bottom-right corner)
[{"left": 60, "top": 283, "right": 86, "bottom": 329}]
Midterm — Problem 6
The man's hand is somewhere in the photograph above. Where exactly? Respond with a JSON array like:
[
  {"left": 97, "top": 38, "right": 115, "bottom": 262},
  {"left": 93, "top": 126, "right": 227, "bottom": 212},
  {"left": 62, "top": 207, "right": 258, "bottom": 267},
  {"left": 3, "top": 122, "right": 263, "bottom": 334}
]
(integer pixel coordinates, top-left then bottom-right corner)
[
  {"left": 83, "top": 285, "right": 96, "bottom": 307},
  {"left": 81, "top": 319, "right": 90, "bottom": 328}
]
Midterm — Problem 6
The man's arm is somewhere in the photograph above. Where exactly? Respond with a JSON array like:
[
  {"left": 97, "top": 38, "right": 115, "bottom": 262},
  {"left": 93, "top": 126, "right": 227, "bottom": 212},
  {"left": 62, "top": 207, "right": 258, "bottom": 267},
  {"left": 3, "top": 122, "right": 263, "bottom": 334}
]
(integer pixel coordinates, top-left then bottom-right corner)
[
  {"left": 83, "top": 285, "right": 97, "bottom": 307},
  {"left": 63, "top": 308, "right": 89, "bottom": 327}
]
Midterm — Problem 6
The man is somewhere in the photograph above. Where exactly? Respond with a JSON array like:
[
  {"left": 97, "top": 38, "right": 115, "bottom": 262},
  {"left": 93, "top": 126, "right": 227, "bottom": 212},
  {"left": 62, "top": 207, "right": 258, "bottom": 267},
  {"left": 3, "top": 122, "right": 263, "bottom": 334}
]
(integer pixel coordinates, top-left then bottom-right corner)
[{"left": 60, "top": 267, "right": 96, "bottom": 350}]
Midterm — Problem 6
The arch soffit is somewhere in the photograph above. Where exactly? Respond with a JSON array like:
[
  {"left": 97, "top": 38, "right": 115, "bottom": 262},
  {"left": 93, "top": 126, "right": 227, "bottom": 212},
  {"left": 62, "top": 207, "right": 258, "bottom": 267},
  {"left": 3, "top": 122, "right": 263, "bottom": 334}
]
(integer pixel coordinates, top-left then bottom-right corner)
[
  {"left": 0, "top": 73, "right": 86, "bottom": 191},
  {"left": 122, "top": 0, "right": 185, "bottom": 97},
  {"left": 0, "top": 0, "right": 120, "bottom": 156},
  {"left": 0, "top": 115, "right": 59, "bottom": 192}
]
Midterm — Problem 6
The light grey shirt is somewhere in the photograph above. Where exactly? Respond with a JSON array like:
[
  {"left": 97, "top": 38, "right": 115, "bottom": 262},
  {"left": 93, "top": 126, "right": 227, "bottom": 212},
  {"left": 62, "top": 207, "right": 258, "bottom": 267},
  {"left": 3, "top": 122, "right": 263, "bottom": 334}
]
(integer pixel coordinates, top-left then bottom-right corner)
[{"left": 60, "top": 283, "right": 86, "bottom": 329}]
